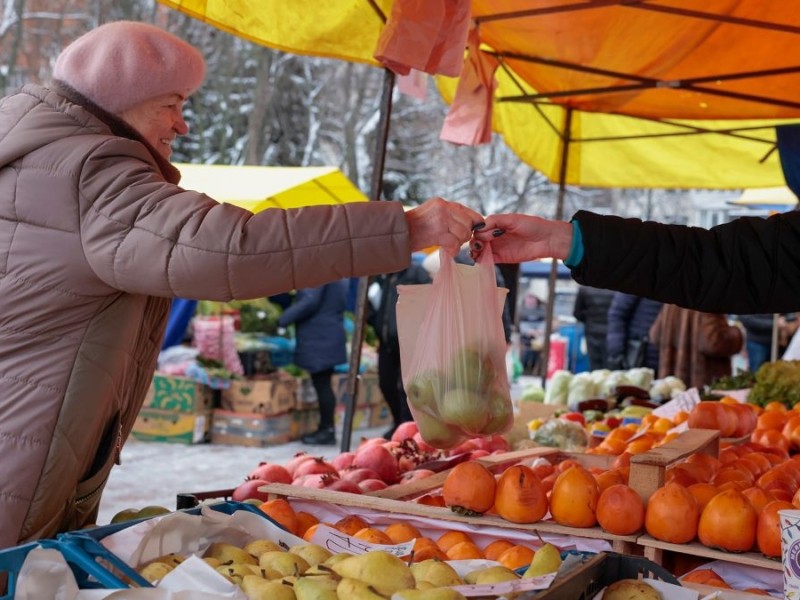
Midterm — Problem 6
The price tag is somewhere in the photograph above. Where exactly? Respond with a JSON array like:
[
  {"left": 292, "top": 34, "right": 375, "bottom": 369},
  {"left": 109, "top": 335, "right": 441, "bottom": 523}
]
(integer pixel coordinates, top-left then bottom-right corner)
[
  {"left": 309, "top": 524, "right": 415, "bottom": 557},
  {"left": 652, "top": 388, "right": 701, "bottom": 419},
  {"left": 451, "top": 572, "right": 557, "bottom": 596}
]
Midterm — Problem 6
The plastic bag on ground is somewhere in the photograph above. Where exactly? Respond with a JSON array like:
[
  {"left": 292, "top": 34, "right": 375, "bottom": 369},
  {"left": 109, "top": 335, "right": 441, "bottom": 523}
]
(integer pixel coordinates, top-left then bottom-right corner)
[{"left": 397, "top": 247, "right": 511, "bottom": 448}]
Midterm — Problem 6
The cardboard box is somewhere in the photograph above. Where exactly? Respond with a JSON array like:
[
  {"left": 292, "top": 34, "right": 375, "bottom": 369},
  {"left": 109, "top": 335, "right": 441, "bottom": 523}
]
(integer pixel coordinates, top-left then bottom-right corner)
[
  {"left": 296, "top": 377, "right": 318, "bottom": 407},
  {"left": 368, "top": 403, "right": 393, "bottom": 429},
  {"left": 143, "top": 374, "right": 215, "bottom": 413},
  {"left": 211, "top": 409, "right": 293, "bottom": 446},
  {"left": 334, "top": 404, "right": 371, "bottom": 430},
  {"left": 221, "top": 373, "right": 297, "bottom": 415},
  {"left": 291, "top": 408, "right": 320, "bottom": 439},
  {"left": 332, "top": 372, "right": 384, "bottom": 407},
  {"left": 132, "top": 409, "right": 211, "bottom": 444}
]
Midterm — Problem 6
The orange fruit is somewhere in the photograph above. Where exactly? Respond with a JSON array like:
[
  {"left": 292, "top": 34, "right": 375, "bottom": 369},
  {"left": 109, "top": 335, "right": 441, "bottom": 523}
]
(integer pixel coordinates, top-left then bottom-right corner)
[
  {"left": 446, "top": 541, "right": 484, "bottom": 560},
  {"left": 697, "top": 489, "right": 757, "bottom": 552},
  {"left": 442, "top": 462, "right": 497, "bottom": 515},
  {"left": 483, "top": 539, "right": 514, "bottom": 561},
  {"left": 411, "top": 537, "right": 447, "bottom": 562},
  {"left": 493, "top": 465, "right": 548, "bottom": 524},
  {"left": 688, "top": 483, "right": 719, "bottom": 512},
  {"left": 295, "top": 511, "right": 319, "bottom": 538},
  {"left": 645, "top": 482, "right": 698, "bottom": 544},
  {"left": 384, "top": 523, "right": 421, "bottom": 544},
  {"left": 436, "top": 530, "right": 474, "bottom": 552},
  {"left": 757, "top": 500, "right": 795, "bottom": 558},
  {"left": 496, "top": 545, "right": 535, "bottom": 570},
  {"left": 596, "top": 484, "right": 645, "bottom": 536},
  {"left": 334, "top": 515, "right": 370, "bottom": 536},
  {"left": 549, "top": 465, "right": 599, "bottom": 528},
  {"left": 354, "top": 527, "right": 394, "bottom": 545},
  {"left": 258, "top": 498, "right": 298, "bottom": 534}
]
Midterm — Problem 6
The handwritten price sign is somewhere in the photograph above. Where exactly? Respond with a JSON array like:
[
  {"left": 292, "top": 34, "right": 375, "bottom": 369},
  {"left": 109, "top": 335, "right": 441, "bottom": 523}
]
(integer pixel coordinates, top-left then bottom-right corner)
[{"left": 310, "top": 524, "right": 415, "bottom": 558}]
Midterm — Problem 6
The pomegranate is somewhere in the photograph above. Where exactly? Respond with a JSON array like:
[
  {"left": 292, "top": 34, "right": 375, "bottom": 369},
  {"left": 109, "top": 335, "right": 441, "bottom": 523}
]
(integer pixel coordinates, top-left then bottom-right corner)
[
  {"left": 293, "top": 457, "right": 338, "bottom": 478},
  {"left": 341, "top": 467, "right": 382, "bottom": 484},
  {"left": 248, "top": 462, "right": 292, "bottom": 484},
  {"left": 353, "top": 443, "right": 399, "bottom": 484},
  {"left": 412, "top": 432, "right": 436, "bottom": 454},
  {"left": 400, "top": 469, "right": 436, "bottom": 483},
  {"left": 359, "top": 479, "right": 389, "bottom": 492},
  {"left": 357, "top": 437, "right": 386, "bottom": 449},
  {"left": 293, "top": 473, "right": 330, "bottom": 489},
  {"left": 391, "top": 421, "right": 419, "bottom": 442},
  {"left": 331, "top": 451, "right": 356, "bottom": 472},
  {"left": 286, "top": 452, "right": 314, "bottom": 477},
  {"left": 231, "top": 478, "right": 270, "bottom": 502},
  {"left": 324, "top": 477, "right": 363, "bottom": 494}
]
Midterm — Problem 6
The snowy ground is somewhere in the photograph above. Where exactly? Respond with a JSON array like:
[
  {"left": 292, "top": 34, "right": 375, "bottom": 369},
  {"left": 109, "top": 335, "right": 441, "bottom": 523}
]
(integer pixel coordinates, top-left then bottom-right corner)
[{"left": 97, "top": 424, "right": 386, "bottom": 525}]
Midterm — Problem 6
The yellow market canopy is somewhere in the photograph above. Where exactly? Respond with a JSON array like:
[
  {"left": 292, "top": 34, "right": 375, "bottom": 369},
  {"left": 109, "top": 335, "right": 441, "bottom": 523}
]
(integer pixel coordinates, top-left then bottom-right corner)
[
  {"left": 175, "top": 164, "right": 368, "bottom": 213},
  {"left": 161, "top": 0, "right": 800, "bottom": 190},
  {"left": 730, "top": 186, "right": 799, "bottom": 210}
]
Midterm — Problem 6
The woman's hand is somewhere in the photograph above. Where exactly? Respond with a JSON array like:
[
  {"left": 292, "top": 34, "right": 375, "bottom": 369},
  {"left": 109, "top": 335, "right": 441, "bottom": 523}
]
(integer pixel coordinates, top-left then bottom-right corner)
[{"left": 405, "top": 197, "right": 485, "bottom": 254}]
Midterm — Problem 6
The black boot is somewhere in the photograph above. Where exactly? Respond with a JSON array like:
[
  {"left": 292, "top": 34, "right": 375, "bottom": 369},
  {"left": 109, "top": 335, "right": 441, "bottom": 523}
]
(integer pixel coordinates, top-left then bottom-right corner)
[{"left": 301, "top": 427, "right": 336, "bottom": 446}]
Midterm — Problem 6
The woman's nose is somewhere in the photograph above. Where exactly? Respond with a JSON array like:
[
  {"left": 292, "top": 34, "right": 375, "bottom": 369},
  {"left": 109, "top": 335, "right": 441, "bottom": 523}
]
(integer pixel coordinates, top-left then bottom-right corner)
[{"left": 174, "top": 114, "right": 189, "bottom": 135}]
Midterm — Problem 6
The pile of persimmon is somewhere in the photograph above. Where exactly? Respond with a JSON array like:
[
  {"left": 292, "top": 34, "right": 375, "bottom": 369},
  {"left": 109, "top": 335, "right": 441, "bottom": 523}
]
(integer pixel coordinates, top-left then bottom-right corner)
[
  {"left": 588, "top": 413, "right": 687, "bottom": 457},
  {"left": 687, "top": 398, "right": 757, "bottom": 438}
]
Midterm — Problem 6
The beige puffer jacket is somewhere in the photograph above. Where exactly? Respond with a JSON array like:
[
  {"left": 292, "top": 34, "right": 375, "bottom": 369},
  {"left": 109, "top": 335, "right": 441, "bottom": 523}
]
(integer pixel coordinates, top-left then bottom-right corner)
[{"left": 0, "top": 83, "right": 410, "bottom": 548}]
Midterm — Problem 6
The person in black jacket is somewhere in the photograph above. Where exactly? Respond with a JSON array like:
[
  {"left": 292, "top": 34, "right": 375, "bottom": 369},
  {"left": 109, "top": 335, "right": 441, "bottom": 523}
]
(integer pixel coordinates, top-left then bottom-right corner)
[
  {"left": 573, "top": 285, "right": 615, "bottom": 370},
  {"left": 606, "top": 292, "right": 662, "bottom": 371},
  {"left": 471, "top": 210, "right": 800, "bottom": 316},
  {"left": 369, "top": 264, "right": 432, "bottom": 439},
  {"left": 278, "top": 280, "right": 349, "bottom": 446}
]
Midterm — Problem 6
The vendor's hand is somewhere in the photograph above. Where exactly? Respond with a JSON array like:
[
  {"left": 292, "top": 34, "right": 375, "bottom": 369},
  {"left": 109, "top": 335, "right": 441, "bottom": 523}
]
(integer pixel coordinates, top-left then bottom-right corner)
[
  {"left": 404, "top": 197, "right": 484, "bottom": 254},
  {"left": 470, "top": 214, "right": 573, "bottom": 264}
]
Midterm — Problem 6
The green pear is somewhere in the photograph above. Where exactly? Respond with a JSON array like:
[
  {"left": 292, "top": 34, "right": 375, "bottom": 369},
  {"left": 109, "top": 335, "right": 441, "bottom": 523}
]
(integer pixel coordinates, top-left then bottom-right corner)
[
  {"left": 137, "top": 561, "right": 174, "bottom": 584},
  {"left": 523, "top": 543, "right": 562, "bottom": 578},
  {"left": 246, "top": 564, "right": 283, "bottom": 579},
  {"left": 289, "top": 543, "right": 332, "bottom": 567},
  {"left": 410, "top": 559, "right": 464, "bottom": 587},
  {"left": 407, "top": 371, "right": 440, "bottom": 411},
  {"left": 244, "top": 539, "right": 284, "bottom": 558},
  {"left": 415, "top": 410, "right": 463, "bottom": 449},
  {"left": 294, "top": 574, "right": 339, "bottom": 600},
  {"left": 203, "top": 557, "right": 221, "bottom": 569},
  {"left": 332, "top": 551, "right": 416, "bottom": 595},
  {"left": 110, "top": 508, "right": 140, "bottom": 524},
  {"left": 216, "top": 562, "right": 260, "bottom": 585},
  {"left": 147, "top": 553, "right": 185, "bottom": 568},
  {"left": 322, "top": 552, "right": 353, "bottom": 567},
  {"left": 259, "top": 550, "right": 310, "bottom": 577},
  {"left": 204, "top": 542, "right": 258, "bottom": 565},
  {"left": 136, "top": 505, "right": 171, "bottom": 519},
  {"left": 241, "top": 575, "right": 297, "bottom": 600},
  {"left": 337, "top": 577, "right": 392, "bottom": 600},
  {"left": 439, "top": 389, "right": 488, "bottom": 433},
  {"left": 464, "top": 565, "right": 519, "bottom": 585},
  {"left": 481, "top": 391, "right": 513, "bottom": 434},
  {"left": 393, "top": 588, "right": 467, "bottom": 600}
]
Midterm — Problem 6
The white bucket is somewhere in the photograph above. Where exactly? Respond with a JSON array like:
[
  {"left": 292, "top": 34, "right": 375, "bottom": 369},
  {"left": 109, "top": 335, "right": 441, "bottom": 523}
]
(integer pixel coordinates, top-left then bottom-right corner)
[{"left": 780, "top": 508, "right": 800, "bottom": 598}]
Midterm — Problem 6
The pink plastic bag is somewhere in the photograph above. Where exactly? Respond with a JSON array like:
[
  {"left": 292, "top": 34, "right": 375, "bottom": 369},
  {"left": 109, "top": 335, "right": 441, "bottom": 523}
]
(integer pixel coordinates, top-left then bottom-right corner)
[
  {"left": 192, "top": 315, "right": 244, "bottom": 376},
  {"left": 396, "top": 247, "right": 512, "bottom": 449}
]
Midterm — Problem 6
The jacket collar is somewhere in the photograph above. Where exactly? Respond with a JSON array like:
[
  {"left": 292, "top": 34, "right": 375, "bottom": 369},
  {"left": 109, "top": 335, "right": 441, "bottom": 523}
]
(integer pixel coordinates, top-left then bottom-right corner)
[{"left": 50, "top": 80, "right": 181, "bottom": 185}]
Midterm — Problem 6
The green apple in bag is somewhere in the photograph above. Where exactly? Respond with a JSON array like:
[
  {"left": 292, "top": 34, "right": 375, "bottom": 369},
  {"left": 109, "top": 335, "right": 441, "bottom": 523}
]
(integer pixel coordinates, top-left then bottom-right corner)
[
  {"left": 415, "top": 409, "right": 463, "bottom": 449},
  {"left": 439, "top": 388, "right": 489, "bottom": 433},
  {"left": 482, "top": 390, "right": 513, "bottom": 434},
  {"left": 406, "top": 369, "right": 440, "bottom": 411}
]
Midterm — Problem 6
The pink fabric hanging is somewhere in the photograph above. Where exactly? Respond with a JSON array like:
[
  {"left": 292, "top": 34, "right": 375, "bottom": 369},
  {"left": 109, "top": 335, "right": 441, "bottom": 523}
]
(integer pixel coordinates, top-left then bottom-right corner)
[
  {"left": 440, "top": 27, "right": 499, "bottom": 146},
  {"left": 374, "top": 0, "right": 471, "bottom": 77}
]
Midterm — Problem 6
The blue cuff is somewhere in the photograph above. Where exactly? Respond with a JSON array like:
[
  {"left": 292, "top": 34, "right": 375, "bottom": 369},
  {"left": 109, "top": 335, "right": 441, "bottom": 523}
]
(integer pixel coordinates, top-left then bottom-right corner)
[{"left": 564, "top": 220, "right": 584, "bottom": 268}]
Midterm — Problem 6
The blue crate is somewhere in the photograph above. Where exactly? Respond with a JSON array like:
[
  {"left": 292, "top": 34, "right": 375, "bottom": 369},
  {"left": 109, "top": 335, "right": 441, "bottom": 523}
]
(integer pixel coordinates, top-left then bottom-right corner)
[{"left": 0, "top": 501, "right": 270, "bottom": 597}]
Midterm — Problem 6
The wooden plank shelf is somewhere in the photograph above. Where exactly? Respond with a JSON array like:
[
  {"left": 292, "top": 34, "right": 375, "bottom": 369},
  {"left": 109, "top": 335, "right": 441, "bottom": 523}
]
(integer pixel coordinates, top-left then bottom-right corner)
[{"left": 636, "top": 534, "right": 782, "bottom": 572}]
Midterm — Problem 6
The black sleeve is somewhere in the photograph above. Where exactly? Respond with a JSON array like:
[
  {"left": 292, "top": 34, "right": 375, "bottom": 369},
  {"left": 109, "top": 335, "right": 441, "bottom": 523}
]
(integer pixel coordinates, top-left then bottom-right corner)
[{"left": 570, "top": 210, "right": 800, "bottom": 314}]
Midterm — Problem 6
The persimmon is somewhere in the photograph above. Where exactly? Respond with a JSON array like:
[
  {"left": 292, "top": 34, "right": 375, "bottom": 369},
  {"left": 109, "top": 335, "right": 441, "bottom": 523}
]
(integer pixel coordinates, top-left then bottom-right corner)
[
  {"left": 594, "top": 469, "right": 624, "bottom": 493},
  {"left": 741, "top": 486, "right": 773, "bottom": 514},
  {"left": 757, "top": 499, "right": 795, "bottom": 557},
  {"left": 555, "top": 458, "right": 582, "bottom": 473},
  {"left": 295, "top": 511, "right": 319, "bottom": 538},
  {"left": 354, "top": 527, "right": 393, "bottom": 545},
  {"left": 436, "top": 530, "right": 475, "bottom": 552},
  {"left": 645, "top": 482, "right": 698, "bottom": 544},
  {"left": 751, "top": 428, "right": 791, "bottom": 454},
  {"left": 688, "top": 482, "right": 719, "bottom": 512},
  {"left": 764, "top": 401, "right": 789, "bottom": 413},
  {"left": 596, "top": 484, "right": 644, "bottom": 535},
  {"left": 681, "top": 568, "right": 726, "bottom": 585},
  {"left": 334, "top": 515, "right": 370, "bottom": 536},
  {"left": 728, "top": 402, "right": 758, "bottom": 437},
  {"left": 688, "top": 401, "right": 737, "bottom": 437},
  {"left": 740, "top": 452, "right": 773, "bottom": 475},
  {"left": 258, "top": 498, "right": 298, "bottom": 534},
  {"left": 712, "top": 465, "right": 754, "bottom": 488},
  {"left": 612, "top": 451, "right": 633, "bottom": 470},
  {"left": 446, "top": 541, "right": 484, "bottom": 560},
  {"left": 625, "top": 438, "right": 655, "bottom": 455},
  {"left": 684, "top": 452, "right": 722, "bottom": 481},
  {"left": 483, "top": 539, "right": 514, "bottom": 561},
  {"left": 384, "top": 523, "right": 421, "bottom": 544},
  {"left": 442, "top": 461, "right": 497, "bottom": 515},
  {"left": 666, "top": 465, "right": 700, "bottom": 487},
  {"left": 496, "top": 545, "right": 535, "bottom": 570},
  {"left": 493, "top": 465, "right": 548, "bottom": 524},
  {"left": 550, "top": 465, "right": 599, "bottom": 528},
  {"left": 416, "top": 493, "right": 446, "bottom": 507},
  {"left": 697, "top": 489, "right": 757, "bottom": 552},
  {"left": 412, "top": 538, "right": 447, "bottom": 562}
]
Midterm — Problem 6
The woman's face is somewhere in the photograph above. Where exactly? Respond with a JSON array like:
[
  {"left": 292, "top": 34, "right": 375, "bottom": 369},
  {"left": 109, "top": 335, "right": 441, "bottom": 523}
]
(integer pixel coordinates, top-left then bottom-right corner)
[{"left": 118, "top": 93, "right": 189, "bottom": 161}]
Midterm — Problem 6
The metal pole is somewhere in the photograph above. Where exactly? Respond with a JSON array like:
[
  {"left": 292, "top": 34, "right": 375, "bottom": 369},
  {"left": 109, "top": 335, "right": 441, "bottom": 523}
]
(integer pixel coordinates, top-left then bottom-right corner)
[
  {"left": 340, "top": 68, "right": 395, "bottom": 452},
  {"left": 539, "top": 107, "right": 573, "bottom": 381}
]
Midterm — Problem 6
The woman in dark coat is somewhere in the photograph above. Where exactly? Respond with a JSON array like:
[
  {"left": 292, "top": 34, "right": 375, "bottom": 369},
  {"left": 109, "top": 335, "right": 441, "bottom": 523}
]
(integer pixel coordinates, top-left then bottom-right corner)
[
  {"left": 606, "top": 292, "right": 663, "bottom": 371},
  {"left": 278, "top": 280, "right": 349, "bottom": 445}
]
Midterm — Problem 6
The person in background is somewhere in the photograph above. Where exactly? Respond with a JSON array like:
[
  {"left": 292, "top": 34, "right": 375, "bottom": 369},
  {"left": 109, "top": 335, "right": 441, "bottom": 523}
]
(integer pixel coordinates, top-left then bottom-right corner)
[
  {"left": 278, "top": 281, "right": 349, "bottom": 446},
  {"left": 517, "top": 291, "right": 547, "bottom": 373},
  {"left": 572, "top": 285, "right": 615, "bottom": 370},
  {"left": 648, "top": 305, "right": 743, "bottom": 389},
  {"left": 605, "top": 292, "right": 663, "bottom": 371},
  {"left": 738, "top": 314, "right": 777, "bottom": 372},
  {"left": 369, "top": 263, "right": 432, "bottom": 439},
  {"left": 0, "top": 21, "right": 483, "bottom": 549}
]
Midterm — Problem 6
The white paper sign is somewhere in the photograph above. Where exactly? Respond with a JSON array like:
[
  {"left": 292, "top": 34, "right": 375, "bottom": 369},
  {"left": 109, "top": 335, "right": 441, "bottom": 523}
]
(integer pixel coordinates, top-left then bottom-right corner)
[
  {"left": 309, "top": 524, "right": 415, "bottom": 557},
  {"left": 652, "top": 387, "right": 701, "bottom": 419}
]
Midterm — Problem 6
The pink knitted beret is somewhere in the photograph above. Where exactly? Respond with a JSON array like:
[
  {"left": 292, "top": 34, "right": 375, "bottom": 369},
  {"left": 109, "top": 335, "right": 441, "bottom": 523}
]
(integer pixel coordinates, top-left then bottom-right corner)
[{"left": 53, "top": 21, "right": 206, "bottom": 115}]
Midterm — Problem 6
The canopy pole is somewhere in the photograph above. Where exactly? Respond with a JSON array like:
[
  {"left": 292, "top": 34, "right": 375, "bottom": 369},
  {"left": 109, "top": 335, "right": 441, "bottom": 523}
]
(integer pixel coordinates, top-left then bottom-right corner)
[
  {"left": 340, "top": 68, "right": 396, "bottom": 452},
  {"left": 539, "top": 107, "right": 573, "bottom": 382}
]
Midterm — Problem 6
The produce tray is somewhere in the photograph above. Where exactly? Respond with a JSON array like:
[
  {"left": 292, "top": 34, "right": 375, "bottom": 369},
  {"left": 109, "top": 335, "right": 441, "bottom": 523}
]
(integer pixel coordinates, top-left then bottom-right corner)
[
  {"left": 636, "top": 534, "right": 782, "bottom": 572},
  {"left": 0, "top": 501, "right": 267, "bottom": 598},
  {"left": 518, "top": 551, "right": 679, "bottom": 600}
]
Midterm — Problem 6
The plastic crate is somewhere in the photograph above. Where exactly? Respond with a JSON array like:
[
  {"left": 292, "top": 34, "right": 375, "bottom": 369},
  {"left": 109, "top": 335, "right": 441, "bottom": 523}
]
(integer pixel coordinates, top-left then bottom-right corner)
[
  {"left": 0, "top": 501, "right": 269, "bottom": 598},
  {"left": 522, "top": 551, "right": 680, "bottom": 600}
]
